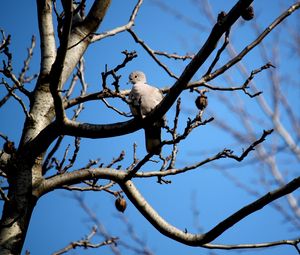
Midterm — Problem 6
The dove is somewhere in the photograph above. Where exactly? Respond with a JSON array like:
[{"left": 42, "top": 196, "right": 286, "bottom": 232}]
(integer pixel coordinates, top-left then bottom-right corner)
[{"left": 128, "top": 71, "right": 164, "bottom": 155}]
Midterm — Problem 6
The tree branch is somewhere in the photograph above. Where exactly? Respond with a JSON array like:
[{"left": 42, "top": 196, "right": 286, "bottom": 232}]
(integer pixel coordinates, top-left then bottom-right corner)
[
  {"left": 80, "top": 0, "right": 111, "bottom": 34},
  {"left": 201, "top": 2, "right": 300, "bottom": 84},
  {"left": 52, "top": 226, "right": 118, "bottom": 255},
  {"left": 0, "top": 79, "right": 30, "bottom": 117},
  {"left": 202, "top": 238, "right": 300, "bottom": 250},
  {"left": 36, "top": 0, "right": 57, "bottom": 74},
  {"left": 223, "top": 129, "right": 274, "bottom": 161},
  {"left": 49, "top": 0, "right": 73, "bottom": 123},
  {"left": 58, "top": 0, "right": 254, "bottom": 139},
  {"left": 127, "top": 28, "right": 178, "bottom": 79},
  {"left": 153, "top": 51, "right": 194, "bottom": 61},
  {"left": 91, "top": 0, "right": 143, "bottom": 42},
  {"left": 119, "top": 176, "right": 300, "bottom": 246}
]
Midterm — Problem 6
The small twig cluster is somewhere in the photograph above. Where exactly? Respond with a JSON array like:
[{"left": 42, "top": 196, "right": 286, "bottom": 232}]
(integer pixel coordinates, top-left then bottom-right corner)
[{"left": 52, "top": 226, "right": 118, "bottom": 255}]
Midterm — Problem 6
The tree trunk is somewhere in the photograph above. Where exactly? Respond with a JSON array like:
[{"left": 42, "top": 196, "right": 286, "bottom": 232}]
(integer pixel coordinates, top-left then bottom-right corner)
[
  {"left": 0, "top": 156, "right": 42, "bottom": 254},
  {"left": 0, "top": 1, "right": 112, "bottom": 253},
  {"left": 0, "top": 77, "right": 54, "bottom": 255}
]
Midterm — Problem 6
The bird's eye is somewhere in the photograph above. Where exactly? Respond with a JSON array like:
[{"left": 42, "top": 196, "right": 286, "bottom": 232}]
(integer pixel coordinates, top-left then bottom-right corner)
[{"left": 134, "top": 75, "right": 138, "bottom": 78}]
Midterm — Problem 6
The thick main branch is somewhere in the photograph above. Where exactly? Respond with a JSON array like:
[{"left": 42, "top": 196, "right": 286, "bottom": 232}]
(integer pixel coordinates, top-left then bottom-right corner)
[{"left": 120, "top": 177, "right": 300, "bottom": 246}]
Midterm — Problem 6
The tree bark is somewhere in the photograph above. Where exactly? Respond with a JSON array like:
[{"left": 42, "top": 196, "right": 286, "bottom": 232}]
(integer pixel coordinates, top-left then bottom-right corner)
[
  {"left": 0, "top": 156, "right": 40, "bottom": 255},
  {"left": 0, "top": 0, "right": 111, "bottom": 253}
]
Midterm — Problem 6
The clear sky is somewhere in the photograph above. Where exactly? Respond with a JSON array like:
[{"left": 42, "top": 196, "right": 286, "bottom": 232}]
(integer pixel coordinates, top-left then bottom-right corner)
[{"left": 0, "top": 1, "right": 299, "bottom": 255}]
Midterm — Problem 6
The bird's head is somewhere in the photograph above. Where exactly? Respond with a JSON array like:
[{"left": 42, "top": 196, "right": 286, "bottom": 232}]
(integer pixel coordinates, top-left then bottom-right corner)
[{"left": 128, "top": 71, "right": 147, "bottom": 84}]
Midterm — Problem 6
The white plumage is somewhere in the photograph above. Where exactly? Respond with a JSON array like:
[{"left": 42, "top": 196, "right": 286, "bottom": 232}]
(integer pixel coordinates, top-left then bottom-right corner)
[{"left": 128, "top": 71, "right": 164, "bottom": 154}]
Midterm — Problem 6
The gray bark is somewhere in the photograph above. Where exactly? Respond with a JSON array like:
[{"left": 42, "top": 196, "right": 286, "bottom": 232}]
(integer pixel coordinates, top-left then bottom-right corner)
[{"left": 0, "top": 1, "right": 111, "bottom": 254}]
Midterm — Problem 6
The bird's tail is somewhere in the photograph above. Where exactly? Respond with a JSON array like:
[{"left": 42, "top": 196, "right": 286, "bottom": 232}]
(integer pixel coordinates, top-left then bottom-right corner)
[{"left": 144, "top": 123, "right": 161, "bottom": 155}]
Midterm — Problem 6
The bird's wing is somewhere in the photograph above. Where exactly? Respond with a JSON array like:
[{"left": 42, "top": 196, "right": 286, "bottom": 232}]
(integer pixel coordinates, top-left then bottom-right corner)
[
  {"left": 129, "top": 83, "right": 163, "bottom": 117},
  {"left": 139, "top": 84, "right": 163, "bottom": 115}
]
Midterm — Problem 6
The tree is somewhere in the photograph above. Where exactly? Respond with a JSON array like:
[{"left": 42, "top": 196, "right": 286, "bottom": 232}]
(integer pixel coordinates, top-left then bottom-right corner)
[{"left": 0, "top": 0, "right": 299, "bottom": 254}]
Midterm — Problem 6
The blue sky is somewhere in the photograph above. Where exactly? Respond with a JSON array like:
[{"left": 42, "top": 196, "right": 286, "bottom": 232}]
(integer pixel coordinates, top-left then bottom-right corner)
[{"left": 1, "top": 1, "right": 299, "bottom": 255}]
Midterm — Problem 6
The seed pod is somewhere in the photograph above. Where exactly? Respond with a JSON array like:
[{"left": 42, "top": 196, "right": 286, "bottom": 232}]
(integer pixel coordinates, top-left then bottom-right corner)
[
  {"left": 195, "top": 94, "right": 208, "bottom": 111},
  {"left": 241, "top": 6, "right": 254, "bottom": 21},
  {"left": 115, "top": 197, "right": 127, "bottom": 213}
]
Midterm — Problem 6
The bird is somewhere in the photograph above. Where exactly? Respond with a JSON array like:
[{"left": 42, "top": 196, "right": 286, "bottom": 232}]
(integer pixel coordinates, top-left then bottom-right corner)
[{"left": 128, "top": 71, "right": 164, "bottom": 155}]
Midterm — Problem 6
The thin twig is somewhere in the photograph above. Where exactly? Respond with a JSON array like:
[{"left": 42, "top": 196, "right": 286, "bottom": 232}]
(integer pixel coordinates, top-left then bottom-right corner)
[
  {"left": 125, "top": 153, "right": 154, "bottom": 181},
  {"left": 61, "top": 137, "right": 81, "bottom": 173},
  {"left": 52, "top": 226, "right": 118, "bottom": 255},
  {"left": 167, "top": 98, "right": 181, "bottom": 169},
  {"left": 134, "top": 128, "right": 273, "bottom": 178},
  {"left": 127, "top": 29, "right": 178, "bottom": 79},
  {"left": 73, "top": 193, "right": 121, "bottom": 255},
  {"left": 0, "top": 187, "right": 9, "bottom": 202},
  {"left": 101, "top": 50, "right": 137, "bottom": 91},
  {"left": 42, "top": 136, "right": 64, "bottom": 174},
  {"left": 101, "top": 98, "right": 131, "bottom": 117},
  {"left": 19, "top": 35, "right": 37, "bottom": 85},
  {"left": 62, "top": 181, "right": 116, "bottom": 192},
  {"left": 91, "top": 0, "right": 143, "bottom": 42},
  {"left": 223, "top": 129, "right": 274, "bottom": 161},
  {"left": 205, "top": 23, "right": 230, "bottom": 76},
  {"left": 106, "top": 151, "right": 125, "bottom": 168},
  {"left": 0, "top": 79, "right": 30, "bottom": 117},
  {"left": 202, "top": 2, "right": 300, "bottom": 83},
  {"left": 153, "top": 50, "right": 195, "bottom": 60}
]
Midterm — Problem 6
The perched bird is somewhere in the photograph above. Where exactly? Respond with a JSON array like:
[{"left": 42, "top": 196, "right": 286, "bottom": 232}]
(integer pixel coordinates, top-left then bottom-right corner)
[{"left": 128, "top": 71, "right": 164, "bottom": 155}]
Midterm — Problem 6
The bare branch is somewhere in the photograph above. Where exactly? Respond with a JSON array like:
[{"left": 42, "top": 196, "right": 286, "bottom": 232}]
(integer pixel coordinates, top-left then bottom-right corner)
[
  {"left": 106, "top": 151, "right": 125, "bottom": 168},
  {"left": 163, "top": 115, "right": 214, "bottom": 147},
  {"left": 36, "top": 0, "right": 57, "bottom": 74},
  {"left": 73, "top": 192, "right": 121, "bottom": 255},
  {"left": 49, "top": 0, "right": 73, "bottom": 123},
  {"left": 61, "top": 137, "right": 81, "bottom": 173},
  {"left": 64, "top": 88, "right": 129, "bottom": 109},
  {"left": 91, "top": 0, "right": 143, "bottom": 42},
  {"left": 61, "top": 180, "right": 115, "bottom": 192},
  {"left": 42, "top": 136, "right": 64, "bottom": 174},
  {"left": 117, "top": 214, "right": 154, "bottom": 255},
  {"left": 153, "top": 50, "right": 195, "bottom": 61},
  {"left": 101, "top": 50, "right": 137, "bottom": 91},
  {"left": 202, "top": 238, "right": 300, "bottom": 250},
  {"left": 119, "top": 176, "right": 300, "bottom": 246},
  {"left": 205, "top": 15, "right": 230, "bottom": 76},
  {"left": 0, "top": 31, "right": 32, "bottom": 99},
  {"left": 19, "top": 35, "right": 37, "bottom": 85},
  {"left": 125, "top": 153, "right": 154, "bottom": 181},
  {"left": 202, "top": 2, "right": 300, "bottom": 83},
  {"left": 0, "top": 79, "right": 30, "bottom": 117},
  {"left": 127, "top": 29, "right": 178, "bottom": 79},
  {"left": 240, "top": 62, "right": 275, "bottom": 97},
  {"left": 53, "top": 0, "right": 255, "bottom": 141},
  {"left": 101, "top": 98, "right": 131, "bottom": 117},
  {"left": 134, "top": 128, "right": 272, "bottom": 178},
  {"left": 52, "top": 226, "right": 118, "bottom": 255},
  {"left": 167, "top": 98, "right": 181, "bottom": 169},
  {"left": 223, "top": 129, "right": 274, "bottom": 161},
  {"left": 0, "top": 187, "right": 9, "bottom": 202}
]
